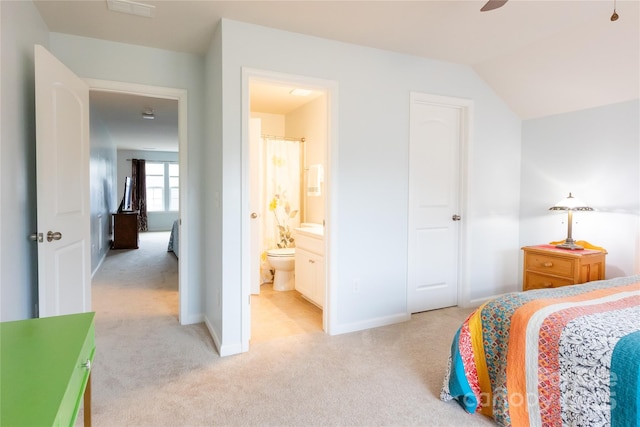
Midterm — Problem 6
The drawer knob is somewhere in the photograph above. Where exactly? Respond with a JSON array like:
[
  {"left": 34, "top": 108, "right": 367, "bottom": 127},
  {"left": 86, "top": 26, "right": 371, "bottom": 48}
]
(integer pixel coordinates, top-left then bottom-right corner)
[
  {"left": 82, "top": 359, "right": 91, "bottom": 371},
  {"left": 542, "top": 262, "right": 553, "bottom": 267}
]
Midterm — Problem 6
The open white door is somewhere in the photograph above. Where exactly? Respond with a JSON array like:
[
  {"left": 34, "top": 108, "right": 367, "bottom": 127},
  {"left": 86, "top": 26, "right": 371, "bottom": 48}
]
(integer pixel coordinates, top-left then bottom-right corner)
[
  {"left": 249, "top": 118, "right": 262, "bottom": 295},
  {"left": 34, "top": 45, "right": 91, "bottom": 317}
]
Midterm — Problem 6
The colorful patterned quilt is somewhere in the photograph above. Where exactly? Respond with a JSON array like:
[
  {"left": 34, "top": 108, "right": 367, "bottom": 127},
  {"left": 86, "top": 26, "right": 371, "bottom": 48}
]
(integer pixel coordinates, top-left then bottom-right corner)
[{"left": 441, "top": 275, "right": 640, "bottom": 427}]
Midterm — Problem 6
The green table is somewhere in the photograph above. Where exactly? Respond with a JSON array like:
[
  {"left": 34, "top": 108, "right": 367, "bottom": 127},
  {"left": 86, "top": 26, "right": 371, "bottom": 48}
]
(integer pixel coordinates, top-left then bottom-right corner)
[{"left": 1, "top": 312, "right": 95, "bottom": 426}]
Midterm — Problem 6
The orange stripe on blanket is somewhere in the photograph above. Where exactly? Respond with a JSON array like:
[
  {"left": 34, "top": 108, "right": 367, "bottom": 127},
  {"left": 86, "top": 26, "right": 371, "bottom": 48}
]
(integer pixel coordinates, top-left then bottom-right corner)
[
  {"left": 468, "top": 304, "right": 493, "bottom": 417},
  {"left": 505, "top": 283, "right": 640, "bottom": 427}
]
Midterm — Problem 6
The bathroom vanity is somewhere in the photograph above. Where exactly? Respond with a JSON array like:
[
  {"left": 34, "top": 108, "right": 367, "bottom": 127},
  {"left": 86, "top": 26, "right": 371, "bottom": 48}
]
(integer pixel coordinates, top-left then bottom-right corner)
[{"left": 294, "top": 226, "right": 325, "bottom": 308}]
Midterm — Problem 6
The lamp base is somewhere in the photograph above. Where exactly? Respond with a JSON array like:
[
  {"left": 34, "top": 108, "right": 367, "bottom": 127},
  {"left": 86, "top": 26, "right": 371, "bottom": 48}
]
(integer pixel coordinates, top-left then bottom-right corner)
[{"left": 555, "top": 239, "right": 585, "bottom": 250}]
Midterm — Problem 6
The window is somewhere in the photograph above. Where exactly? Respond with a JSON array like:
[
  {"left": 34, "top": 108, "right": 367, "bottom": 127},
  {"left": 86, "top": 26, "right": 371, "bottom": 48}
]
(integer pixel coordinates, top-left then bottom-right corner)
[{"left": 146, "top": 162, "right": 179, "bottom": 212}]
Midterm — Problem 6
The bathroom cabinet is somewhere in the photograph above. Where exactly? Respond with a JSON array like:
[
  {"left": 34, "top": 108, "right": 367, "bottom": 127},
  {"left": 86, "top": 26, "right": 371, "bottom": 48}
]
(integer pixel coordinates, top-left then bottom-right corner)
[
  {"left": 295, "top": 248, "right": 325, "bottom": 308},
  {"left": 294, "top": 228, "right": 325, "bottom": 308}
]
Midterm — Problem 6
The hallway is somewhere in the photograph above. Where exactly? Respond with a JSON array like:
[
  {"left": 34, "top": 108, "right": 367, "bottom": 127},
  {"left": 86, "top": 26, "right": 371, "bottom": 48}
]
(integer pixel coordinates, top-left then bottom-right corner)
[{"left": 94, "top": 231, "right": 322, "bottom": 343}]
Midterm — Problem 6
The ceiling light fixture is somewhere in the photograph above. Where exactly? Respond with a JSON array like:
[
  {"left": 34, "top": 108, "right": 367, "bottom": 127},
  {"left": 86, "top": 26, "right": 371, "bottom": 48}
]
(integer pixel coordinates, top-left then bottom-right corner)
[
  {"left": 289, "top": 88, "right": 312, "bottom": 97},
  {"left": 106, "top": 0, "right": 155, "bottom": 18},
  {"left": 142, "top": 108, "right": 155, "bottom": 120}
]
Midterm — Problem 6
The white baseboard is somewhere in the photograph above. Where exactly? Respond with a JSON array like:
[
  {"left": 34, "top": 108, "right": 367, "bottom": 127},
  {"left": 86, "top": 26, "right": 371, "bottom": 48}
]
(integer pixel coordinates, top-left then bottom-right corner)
[
  {"left": 180, "top": 313, "right": 204, "bottom": 325},
  {"left": 329, "top": 312, "right": 410, "bottom": 336},
  {"left": 91, "top": 249, "right": 109, "bottom": 279},
  {"left": 203, "top": 316, "right": 222, "bottom": 356},
  {"left": 203, "top": 315, "right": 243, "bottom": 357},
  {"left": 468, "top": 293, "right": 508, "bottom": 307}
]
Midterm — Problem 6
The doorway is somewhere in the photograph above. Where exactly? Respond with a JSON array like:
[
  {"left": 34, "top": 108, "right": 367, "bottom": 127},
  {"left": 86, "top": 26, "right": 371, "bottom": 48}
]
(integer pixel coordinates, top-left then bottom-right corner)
[
  {"left": 86, "top": 79, "right": 189, "bottom": 324},
  {"left": 241, "top": 69, "right": 337, "bottom": 350}
]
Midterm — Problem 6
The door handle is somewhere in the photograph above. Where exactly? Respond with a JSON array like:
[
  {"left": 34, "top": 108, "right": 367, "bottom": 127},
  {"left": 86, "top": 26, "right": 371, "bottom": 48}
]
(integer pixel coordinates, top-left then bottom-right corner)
[
  {"left": 452, "top": 214, "right": 461, "bottom": 221},
  {"left": 250, "top": 212, "right": 258, "bottom": 219},
  {"left": 47, "top": 231, "right": 62, "bottom": 242},
  {"left": 30, "top": 233, "right": 43, "bottom": 242}
]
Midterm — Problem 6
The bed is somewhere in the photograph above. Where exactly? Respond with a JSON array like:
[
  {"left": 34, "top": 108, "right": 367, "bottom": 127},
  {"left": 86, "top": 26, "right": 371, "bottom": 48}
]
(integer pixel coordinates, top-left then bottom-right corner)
[
  {"left": 441, "top": 274, "right": 640, "bottom": 427},
  {"left": 167, "top": 219, "right": 179, "bottom": 257}
]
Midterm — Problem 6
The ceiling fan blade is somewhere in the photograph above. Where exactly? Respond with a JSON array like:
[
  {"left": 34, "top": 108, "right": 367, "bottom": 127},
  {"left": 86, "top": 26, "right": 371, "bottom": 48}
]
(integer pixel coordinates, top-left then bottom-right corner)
[{"left": 480, "top": 0, "right": 508, "bottom": 12}]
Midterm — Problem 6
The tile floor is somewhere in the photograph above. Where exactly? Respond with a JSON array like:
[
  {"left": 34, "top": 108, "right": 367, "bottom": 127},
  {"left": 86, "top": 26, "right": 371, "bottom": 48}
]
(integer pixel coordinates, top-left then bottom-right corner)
[{"left": 250, "top": 282, "right": 323, "bottom": 343}]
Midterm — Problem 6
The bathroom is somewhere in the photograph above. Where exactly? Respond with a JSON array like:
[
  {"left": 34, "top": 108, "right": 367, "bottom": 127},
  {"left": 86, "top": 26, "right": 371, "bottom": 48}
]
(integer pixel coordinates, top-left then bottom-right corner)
[{"left": 249, "top": 79, "right": 328, "bottom": 343}]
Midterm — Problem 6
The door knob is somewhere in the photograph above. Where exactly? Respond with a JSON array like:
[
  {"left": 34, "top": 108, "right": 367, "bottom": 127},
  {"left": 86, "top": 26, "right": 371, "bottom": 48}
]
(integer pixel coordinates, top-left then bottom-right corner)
[
  {"left": 250, "top": 212, "right": 258, "bottom": 219},
  {"left": 30, "top": 233, "right": 43, "bottom": 242},
  {"left": 47, "top": 231, "right": 62, "bottom": 242},
  {"left": 452, "top": 214, "right": 461, "bottom": 221}
]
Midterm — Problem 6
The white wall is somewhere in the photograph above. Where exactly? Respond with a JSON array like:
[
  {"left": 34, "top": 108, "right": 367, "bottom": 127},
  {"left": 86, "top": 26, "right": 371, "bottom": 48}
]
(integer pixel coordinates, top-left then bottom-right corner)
[
  {"left": 49, "top": 33, "right": 206, "bottom": 323},
  {"left": 251, "top": 112, "right": 284, "bottom": 135},
  {"left": 116, "top": 149, "right": 179, "bottom": 231},
  {"left": 203, "top": 24, "right": 223, "bottom": 350},
  {"left": 206, "top": 19, "right": 522, "bottom": 354},
  {"left": 0, "top": 0, "right": 50, "bottom": 320},
  {"left": 520, "top": 100, "right": 640, "bottom": 278},
  {"left": 286, "top": 95, "right": 327, "bottom": 225},
  {"left": 89, "top": 111, "right": 117, "bottom": 274}
]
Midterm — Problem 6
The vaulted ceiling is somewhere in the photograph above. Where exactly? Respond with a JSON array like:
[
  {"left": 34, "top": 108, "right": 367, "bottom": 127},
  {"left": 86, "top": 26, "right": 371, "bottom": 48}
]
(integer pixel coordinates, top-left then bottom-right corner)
[{"left": 35, "top": 0, "right": 639, "bottom": 150}]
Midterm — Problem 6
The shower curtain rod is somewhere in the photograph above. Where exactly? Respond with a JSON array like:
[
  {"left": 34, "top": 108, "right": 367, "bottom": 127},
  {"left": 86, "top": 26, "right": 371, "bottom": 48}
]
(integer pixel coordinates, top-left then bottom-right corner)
[{"left": 261, "top": 134, "right": 305, "bottom": 143}]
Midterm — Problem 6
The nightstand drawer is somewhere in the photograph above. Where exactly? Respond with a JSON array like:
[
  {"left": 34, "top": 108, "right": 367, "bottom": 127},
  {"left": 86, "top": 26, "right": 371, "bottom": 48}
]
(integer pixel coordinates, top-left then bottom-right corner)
[
  {"left": 522, "top": 245, "right": 607, "bottom": 291},
  {"left": 525, "top": 253, "right": 574, "bottom": 278},
  {"left": 524, "top": 272, "right": 575, "bottom": 291}
]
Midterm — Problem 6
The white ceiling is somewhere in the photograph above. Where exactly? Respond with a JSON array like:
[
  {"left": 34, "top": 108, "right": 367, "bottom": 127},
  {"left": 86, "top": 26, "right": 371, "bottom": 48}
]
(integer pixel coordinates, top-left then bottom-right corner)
[
  {"left": 90, "top": 91, "right": 179, "bottom": 151},
  {"left": 35, "top": 0, "right": 639, "bottom": 151},
  {"left": 89, "top": 79, "right": 324, "bottom": 152}
]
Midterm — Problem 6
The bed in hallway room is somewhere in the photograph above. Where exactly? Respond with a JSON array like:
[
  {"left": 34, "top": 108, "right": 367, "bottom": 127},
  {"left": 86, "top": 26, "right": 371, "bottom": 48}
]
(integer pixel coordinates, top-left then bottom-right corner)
[
  {"left": 441, "top": 274, "right": 640, "bottom": 427},
  {"left": 167, "top": 219, "right": 179, "bottom": 257}
]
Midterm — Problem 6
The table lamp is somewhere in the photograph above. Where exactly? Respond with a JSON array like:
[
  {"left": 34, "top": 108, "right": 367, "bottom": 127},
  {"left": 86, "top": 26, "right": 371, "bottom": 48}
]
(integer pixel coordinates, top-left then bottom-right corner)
[{"left": 549, "top": 192, "right": 593, "bottom": 250}]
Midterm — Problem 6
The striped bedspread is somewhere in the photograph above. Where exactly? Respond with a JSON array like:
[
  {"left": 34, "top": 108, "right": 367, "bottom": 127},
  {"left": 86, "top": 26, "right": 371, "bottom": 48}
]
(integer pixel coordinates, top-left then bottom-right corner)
[{"left": 441, "top": 275, "right": 640, "bottom": 427}]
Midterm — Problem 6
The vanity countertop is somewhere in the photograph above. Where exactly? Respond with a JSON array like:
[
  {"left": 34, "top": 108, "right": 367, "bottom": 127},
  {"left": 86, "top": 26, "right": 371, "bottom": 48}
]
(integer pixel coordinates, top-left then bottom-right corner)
[{"left": 294, "top": 226, "right": 323, "bottom": 239}]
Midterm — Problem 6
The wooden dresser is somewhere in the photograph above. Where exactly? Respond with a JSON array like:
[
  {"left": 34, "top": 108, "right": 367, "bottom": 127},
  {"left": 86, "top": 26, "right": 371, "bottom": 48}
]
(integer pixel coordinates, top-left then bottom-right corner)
[
  {"left": 112, "top": 211, "right": 139, "bottom": 249},
  {"left": 1, "top": 312, "right": 95, "bottom": 426},
  {"left": 522, "top": 245, "right": 606, "bottom": 291}
]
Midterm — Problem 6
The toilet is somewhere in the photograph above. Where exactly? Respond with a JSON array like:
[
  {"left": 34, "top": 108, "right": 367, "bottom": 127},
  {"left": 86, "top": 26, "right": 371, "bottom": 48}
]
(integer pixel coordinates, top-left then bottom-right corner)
[{"left": 266, "top": 248, "right": 296, "bottom": 291}]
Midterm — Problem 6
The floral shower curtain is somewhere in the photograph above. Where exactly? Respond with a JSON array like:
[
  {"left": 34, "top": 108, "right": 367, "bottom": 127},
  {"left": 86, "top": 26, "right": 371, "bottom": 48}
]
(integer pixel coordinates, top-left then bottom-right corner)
[{"left": 261, "top": 137, "right": 301, "bottom": 282}]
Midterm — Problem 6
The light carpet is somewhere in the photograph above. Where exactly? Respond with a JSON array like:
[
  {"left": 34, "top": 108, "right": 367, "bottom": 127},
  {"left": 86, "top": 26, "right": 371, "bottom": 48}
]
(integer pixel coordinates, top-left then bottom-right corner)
[{"left": 86, "top": 231, "right": 496, "bottom": 426}]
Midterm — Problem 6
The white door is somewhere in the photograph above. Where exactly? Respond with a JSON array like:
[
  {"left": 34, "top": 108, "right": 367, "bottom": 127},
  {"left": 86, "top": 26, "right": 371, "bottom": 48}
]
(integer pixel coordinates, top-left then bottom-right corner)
[
  {"left": 407, "top": 93, "right": 464, "bottom": 313},
  {"left": 249, "top": 118, "right": 262, "bottom": 295},
  {"left": 34, "top": 45, "right": 91, "bottom": 317}
]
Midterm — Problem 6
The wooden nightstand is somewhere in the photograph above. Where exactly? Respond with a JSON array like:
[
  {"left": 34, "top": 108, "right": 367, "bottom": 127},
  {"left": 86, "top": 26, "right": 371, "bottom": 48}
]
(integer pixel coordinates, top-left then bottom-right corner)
[{"left": 522, "top": 245, "right": 607, "bottom": 291}]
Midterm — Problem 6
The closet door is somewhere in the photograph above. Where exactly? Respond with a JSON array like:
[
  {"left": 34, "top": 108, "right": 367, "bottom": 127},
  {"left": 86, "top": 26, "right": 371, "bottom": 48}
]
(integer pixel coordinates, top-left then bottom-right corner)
[{"left": 407, "top": 93, "right": 468, "bottom": 313}]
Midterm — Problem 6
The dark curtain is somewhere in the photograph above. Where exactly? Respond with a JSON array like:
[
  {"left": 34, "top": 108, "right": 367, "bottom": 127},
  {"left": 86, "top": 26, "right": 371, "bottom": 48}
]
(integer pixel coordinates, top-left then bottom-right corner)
[{"left": 131, "top": 159, "right": 148, "bottom": 232}]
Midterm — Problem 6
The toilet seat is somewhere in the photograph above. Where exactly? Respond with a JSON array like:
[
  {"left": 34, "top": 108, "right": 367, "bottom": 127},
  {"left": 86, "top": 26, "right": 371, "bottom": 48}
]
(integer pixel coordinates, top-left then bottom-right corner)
[{"left": 266, "top": 248, "right": 295, "bottom": 257}]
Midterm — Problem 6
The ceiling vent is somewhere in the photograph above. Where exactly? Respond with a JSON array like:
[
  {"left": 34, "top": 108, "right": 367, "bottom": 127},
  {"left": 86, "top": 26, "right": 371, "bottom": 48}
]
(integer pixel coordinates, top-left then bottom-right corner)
[{"left": 106, "top": 0, "right": 155, "bottom": 18}]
